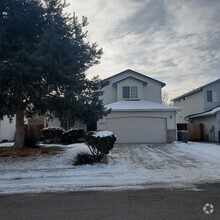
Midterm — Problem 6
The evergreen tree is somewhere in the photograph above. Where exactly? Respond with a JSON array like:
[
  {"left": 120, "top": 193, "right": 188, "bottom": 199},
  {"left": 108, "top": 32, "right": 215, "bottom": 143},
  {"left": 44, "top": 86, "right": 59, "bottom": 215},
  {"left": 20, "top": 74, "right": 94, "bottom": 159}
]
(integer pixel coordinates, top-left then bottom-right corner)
[{"left": 0, "top": 0, "right": 105, "bottom": 149}]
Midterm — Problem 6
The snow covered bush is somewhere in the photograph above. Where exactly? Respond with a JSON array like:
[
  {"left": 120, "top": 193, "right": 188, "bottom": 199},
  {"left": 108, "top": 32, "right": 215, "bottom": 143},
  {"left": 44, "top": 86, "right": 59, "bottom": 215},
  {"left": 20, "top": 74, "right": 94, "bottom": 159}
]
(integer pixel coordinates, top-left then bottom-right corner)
[
  {"left": 41, "top": 127, "right": 65, "bottom": 144},
  {"left": 84, "top": 130, "right": 116, "bottom": 162},
  {"left": 61, "top": 128, "right": 84, "bottom": 144},
  {"left": 41, "top": 127, "right": 85, "bottom": 144}
]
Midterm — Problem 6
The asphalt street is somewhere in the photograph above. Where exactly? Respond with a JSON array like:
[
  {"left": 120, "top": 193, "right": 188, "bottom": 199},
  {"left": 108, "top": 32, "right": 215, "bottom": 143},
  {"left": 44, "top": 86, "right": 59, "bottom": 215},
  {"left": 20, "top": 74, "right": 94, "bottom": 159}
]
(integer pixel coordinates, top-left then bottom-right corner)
[{"left": 0, "top": 183, "right": 219, "bottom": 220}]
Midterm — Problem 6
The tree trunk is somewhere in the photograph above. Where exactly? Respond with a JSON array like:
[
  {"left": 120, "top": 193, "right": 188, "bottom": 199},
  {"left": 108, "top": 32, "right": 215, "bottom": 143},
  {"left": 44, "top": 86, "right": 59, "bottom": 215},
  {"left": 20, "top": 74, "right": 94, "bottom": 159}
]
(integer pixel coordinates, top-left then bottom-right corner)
[{"left": 14, "top": 109, "right": 25, "bottom": 149}]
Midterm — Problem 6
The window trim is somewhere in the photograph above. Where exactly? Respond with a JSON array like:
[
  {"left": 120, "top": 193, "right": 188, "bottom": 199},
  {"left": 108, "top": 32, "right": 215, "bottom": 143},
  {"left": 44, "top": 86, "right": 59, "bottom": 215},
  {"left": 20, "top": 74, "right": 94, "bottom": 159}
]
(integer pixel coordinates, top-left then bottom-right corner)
[
  {"left": 130, "top": 86, "right": 138, "bottom": 99},
  {"left": 122, "top": 86, "right": 138, "bottom": 99},
  {"left": 122, "top": 86, "right": 130, "bottom": 99}
]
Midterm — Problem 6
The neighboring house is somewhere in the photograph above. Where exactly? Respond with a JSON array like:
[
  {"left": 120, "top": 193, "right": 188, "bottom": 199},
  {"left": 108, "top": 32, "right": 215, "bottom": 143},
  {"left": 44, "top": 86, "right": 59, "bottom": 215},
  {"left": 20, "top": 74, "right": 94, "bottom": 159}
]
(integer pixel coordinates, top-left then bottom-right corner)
[
  {"left": 97, "top": 69, "right": 180, "bottom": 144},
  {"left": 0, "top": 116, "right": 16, "bottom": 142},
  {"left": 172, "top": 79, "right": 220, "bottom": 142}
]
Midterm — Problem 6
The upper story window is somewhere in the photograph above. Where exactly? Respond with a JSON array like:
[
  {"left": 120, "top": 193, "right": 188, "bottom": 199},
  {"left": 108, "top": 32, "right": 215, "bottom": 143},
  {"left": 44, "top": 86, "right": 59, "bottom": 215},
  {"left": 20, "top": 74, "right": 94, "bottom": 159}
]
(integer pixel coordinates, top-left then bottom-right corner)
[
  {"left": 207, "top": 90, "right": 219, "bottom": 102},
  {"left": 207, "top": 91, "right": 212, "bottom": 102},
  {"left": 123, "top": 86, "right": 138, "bottom": 99}
]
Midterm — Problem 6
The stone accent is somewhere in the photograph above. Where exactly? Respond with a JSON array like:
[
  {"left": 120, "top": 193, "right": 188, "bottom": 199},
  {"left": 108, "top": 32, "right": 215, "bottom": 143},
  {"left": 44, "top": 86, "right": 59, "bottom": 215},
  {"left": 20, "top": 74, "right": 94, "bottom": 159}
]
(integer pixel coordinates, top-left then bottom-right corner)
[{"left": 167, "top": 129, "right": 176, "bottom": 143}]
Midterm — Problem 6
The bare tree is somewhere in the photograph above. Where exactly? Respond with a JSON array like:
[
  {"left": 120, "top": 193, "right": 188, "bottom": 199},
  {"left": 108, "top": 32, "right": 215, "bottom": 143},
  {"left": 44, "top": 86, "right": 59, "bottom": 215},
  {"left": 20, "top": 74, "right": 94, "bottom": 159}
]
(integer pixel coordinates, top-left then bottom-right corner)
[{"left": 162, "top": 90, "right": 170, "bottom": 104}]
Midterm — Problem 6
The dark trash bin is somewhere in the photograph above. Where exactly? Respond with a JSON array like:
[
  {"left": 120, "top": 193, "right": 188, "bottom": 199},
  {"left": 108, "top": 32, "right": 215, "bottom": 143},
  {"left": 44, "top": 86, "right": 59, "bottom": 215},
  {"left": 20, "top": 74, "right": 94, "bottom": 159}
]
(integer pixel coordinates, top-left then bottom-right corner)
[{"left": 177, "top": 130, "right": 189, "bottom": 143}]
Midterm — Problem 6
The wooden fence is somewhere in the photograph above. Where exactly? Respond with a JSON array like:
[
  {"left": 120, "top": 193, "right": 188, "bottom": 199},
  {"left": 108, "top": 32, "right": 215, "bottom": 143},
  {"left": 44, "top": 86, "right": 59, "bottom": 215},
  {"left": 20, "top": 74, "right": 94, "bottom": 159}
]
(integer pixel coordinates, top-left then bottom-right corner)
[
  {"left": 177, "top": 123, "right": 204, "bottom": 141},
  {"left": 24, "top": 124, "right": 44, "bottom": 141}
]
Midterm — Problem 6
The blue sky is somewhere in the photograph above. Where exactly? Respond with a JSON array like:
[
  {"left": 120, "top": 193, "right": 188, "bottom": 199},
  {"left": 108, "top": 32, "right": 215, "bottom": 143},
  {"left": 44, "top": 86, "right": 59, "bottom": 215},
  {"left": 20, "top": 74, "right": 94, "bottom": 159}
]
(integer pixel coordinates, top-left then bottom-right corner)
[{"left": 67, "top": 0, "right": 220, "bottom": 100}]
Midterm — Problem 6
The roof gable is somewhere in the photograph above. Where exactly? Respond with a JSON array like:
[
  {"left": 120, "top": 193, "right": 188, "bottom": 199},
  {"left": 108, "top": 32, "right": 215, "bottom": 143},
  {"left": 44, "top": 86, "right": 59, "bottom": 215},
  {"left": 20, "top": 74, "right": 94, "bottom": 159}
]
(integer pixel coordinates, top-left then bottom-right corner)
[
  {"left": 103, "top": 69, "right": 166, "bottom": 87},
  {"left": 112, "top": 76, "right": 148, "bottom": 86}
]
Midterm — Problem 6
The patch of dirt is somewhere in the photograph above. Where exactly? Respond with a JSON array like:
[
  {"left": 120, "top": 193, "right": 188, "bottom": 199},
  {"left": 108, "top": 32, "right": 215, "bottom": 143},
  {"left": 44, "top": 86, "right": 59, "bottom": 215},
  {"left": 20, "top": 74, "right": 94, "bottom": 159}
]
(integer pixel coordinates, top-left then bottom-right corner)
[{"left": 0, "top": 147, "right": 64, "bottom": 157}]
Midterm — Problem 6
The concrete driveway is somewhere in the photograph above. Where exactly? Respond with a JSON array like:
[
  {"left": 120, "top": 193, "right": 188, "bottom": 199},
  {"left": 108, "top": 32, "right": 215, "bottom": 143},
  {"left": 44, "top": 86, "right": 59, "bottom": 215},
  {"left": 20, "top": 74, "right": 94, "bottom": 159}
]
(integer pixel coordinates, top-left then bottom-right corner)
[{"left": 112, "top": 143, "right": 201, "bottom": 169}]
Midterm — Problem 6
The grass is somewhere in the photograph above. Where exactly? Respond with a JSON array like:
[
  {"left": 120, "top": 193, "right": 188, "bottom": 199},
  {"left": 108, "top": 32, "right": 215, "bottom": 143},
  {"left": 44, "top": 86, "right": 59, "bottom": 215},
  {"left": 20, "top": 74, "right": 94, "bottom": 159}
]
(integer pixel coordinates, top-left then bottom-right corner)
[{"left": 0, "top": 146, "right": 64, "bottom": 157}]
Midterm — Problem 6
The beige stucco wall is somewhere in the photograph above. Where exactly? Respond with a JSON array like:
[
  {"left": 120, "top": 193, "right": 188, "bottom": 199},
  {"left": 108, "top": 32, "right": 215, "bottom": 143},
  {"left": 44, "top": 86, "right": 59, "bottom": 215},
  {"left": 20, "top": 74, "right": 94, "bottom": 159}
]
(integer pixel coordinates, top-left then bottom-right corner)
[
  {"left": 174, "top": 91, "right": 203, "bottom": 123},
  {"left": 142, "top": 80, "right": 162, "bottom": 103},
  {"left": 101, "top": 81, "right": 117, "bottom": 105}
]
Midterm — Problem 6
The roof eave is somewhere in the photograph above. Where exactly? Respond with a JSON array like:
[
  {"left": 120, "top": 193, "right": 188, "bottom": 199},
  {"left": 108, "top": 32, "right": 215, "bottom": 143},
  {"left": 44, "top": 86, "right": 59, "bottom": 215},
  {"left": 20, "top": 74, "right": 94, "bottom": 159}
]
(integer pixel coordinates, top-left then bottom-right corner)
[{"left": 108, "top": 108, "right": 180, "bottom": 112}]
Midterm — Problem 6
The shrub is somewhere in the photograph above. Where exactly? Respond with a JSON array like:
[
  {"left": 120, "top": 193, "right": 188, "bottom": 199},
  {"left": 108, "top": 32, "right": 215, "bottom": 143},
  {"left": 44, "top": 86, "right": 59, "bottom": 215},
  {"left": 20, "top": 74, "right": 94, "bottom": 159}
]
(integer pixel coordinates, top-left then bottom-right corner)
[
  {"left": 61, "top": 128, "right": 84, "bottom": 144},
  {"left": 84, "top": 130, "right": 116, "bottom": 162},
  {"left": 1, "top": 139, "right": 9, "bottom": 143},
  {"left": 73, "top": 152, "right": 102, "bottom": 165},
  {"left": 41, "top": 127, "right": 65, "bottom": 144}
]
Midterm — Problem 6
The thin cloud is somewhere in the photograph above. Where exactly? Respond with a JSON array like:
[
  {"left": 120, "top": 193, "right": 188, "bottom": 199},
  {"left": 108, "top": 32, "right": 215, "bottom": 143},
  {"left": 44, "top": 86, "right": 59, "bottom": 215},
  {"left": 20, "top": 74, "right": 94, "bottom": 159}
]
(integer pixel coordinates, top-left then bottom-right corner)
[
  {"left": 66, "top": 0, "right": 220, "bottom": 99},
  {"left": 164, "top": 0, "right": 220, "bottom": 35}
]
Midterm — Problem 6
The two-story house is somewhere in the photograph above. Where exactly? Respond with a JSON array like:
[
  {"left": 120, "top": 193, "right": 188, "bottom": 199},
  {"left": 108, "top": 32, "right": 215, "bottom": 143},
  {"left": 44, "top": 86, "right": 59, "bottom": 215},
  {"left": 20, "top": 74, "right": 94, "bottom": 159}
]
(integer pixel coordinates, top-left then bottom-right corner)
[
  {"left": 172, "top": 79, "right": 220, "bottom": 142},
  {"left": 97, "top": 69, "right": 180, "bottom": 143}
]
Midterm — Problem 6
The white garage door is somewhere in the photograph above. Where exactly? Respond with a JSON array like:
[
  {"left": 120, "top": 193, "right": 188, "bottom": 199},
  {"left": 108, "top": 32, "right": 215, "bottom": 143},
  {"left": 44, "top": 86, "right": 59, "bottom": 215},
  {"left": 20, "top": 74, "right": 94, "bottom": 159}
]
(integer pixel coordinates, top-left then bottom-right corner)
[{"left": 107, "top": 117, "right": 166, "bottom": 143}]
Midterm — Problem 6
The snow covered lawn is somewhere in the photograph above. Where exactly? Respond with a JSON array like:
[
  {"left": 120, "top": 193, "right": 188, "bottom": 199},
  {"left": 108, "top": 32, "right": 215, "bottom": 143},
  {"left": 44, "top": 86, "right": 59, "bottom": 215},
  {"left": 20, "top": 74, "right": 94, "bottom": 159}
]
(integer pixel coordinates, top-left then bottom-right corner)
[{"left": 0, "top": 142, "right": 220, "bottom": 194}]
